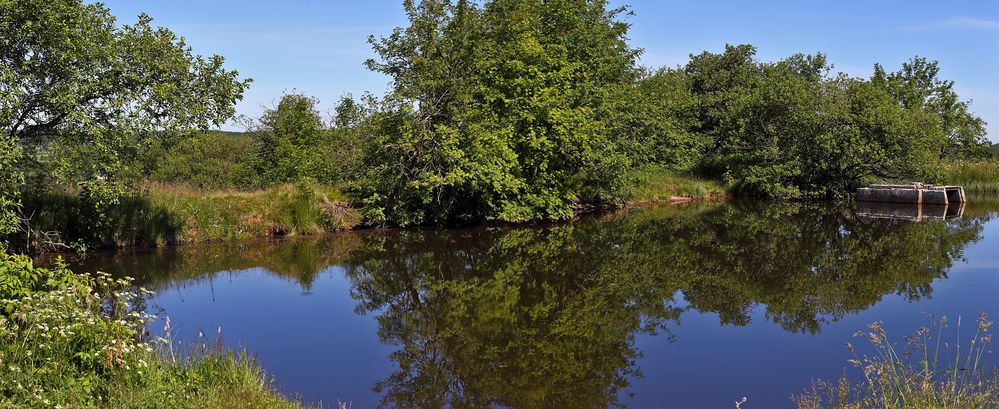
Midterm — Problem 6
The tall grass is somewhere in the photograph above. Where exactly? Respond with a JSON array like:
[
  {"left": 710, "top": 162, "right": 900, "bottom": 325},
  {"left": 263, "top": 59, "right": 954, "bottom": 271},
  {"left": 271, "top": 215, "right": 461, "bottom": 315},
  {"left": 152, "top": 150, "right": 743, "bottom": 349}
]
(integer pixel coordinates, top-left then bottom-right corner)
[
  {"left": 17, "top": 181, "right": 361, "bottom": 249},
  {"left": 794, "top": 314, "right": 997, "bottom": 409},
  {"left": 940, "top": 162, "right": 999, "bottom": 194},
  {"left": 622, "top": 166, "right": 727, "bottom": 203}
]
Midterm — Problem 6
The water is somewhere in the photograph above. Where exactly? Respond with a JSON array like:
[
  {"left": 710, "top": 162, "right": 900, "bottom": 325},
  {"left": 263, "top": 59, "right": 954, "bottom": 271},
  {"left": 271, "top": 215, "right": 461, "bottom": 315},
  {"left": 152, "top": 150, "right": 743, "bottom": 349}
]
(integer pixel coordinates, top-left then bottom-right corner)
[{"left": 66, "top": 199, "right": 999, "bottom": 408}]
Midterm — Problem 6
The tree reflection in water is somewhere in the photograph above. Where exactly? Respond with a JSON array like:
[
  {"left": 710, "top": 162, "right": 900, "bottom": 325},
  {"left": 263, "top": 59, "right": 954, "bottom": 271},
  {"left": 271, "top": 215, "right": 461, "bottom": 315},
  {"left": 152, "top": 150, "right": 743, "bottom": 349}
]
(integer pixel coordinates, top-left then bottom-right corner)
[{"left": 341, "top": 201, "right": 986, "bottom": 408}]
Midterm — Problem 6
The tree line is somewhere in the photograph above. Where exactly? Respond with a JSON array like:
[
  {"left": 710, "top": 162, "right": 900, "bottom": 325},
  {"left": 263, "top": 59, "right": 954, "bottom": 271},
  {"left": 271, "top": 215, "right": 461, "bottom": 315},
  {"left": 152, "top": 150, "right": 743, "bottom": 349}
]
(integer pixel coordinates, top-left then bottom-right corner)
[{"left": 1, "top": 0, "right": 992, "bottom": 238}]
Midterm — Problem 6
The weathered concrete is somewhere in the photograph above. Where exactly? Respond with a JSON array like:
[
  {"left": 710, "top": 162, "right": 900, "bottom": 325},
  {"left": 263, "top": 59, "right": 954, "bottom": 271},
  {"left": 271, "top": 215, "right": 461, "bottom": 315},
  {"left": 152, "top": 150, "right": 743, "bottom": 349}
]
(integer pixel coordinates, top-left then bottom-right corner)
[
  {"left": 856, "top": 184, "right": 966, "bottom": 205},
  {"left": 856, "top": 202, "right": 964, "bottom": 221}
]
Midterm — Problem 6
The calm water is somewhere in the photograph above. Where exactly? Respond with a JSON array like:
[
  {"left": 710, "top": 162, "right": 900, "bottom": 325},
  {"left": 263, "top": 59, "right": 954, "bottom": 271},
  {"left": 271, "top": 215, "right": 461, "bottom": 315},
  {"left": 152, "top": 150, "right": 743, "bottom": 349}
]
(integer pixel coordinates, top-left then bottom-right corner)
[{"left": 67, "top": 199, "right": 999, "bottom": 408}]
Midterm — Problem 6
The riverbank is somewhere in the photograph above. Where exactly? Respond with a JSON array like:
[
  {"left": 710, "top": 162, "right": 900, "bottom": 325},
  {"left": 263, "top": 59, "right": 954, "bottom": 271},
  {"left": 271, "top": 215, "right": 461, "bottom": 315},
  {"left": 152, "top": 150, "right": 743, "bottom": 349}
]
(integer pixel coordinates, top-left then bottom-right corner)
[
  {"left": 17, "top": 170, "right": 725, "bottom": 251},
  {"left": 18, "top": 160, "right": 996, "bottom": 252},
  {"left": 18, "top": 182, "right": 360, "bottom": 250},
  {"left": 0, "top": 252, "right": 310, "bottom": 408}
]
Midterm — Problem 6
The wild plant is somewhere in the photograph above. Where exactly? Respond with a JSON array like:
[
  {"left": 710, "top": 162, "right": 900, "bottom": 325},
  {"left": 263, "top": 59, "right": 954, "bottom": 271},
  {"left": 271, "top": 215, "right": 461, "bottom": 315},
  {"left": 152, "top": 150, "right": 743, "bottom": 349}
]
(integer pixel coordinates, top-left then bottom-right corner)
[{"left": 795, "top": 313, "right": 997, "bottom": 409}]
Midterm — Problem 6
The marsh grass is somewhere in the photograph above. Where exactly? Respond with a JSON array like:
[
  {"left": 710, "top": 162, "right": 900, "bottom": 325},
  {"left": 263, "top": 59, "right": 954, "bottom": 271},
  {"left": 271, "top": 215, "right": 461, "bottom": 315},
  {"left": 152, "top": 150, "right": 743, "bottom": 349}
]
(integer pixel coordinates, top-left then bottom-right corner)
[
  {"left": 794, "top": 314, "right": 997, "bottom": 409},
  {"left": 0, "top": 254, "right": 311, "bottom": 408},
  {"left": 622, "top": 166, "right": 727, "bottom": 203},
  {"left": 17, "top": 181, "right": 360, "bottom": 249},
  {"left": 941, "top": 162, "right": 999, "bottom": 194}
]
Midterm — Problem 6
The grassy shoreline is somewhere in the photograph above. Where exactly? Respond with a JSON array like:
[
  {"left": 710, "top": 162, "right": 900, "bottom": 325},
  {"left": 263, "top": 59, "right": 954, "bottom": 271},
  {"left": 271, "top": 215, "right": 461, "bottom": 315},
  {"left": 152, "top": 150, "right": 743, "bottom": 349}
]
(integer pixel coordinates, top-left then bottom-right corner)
[
  {"left": 941, "top": 162, "right": 999, "bottom": 194},
  {"left": 20, "top": 160, "right": 997, "bottom": 252},
  {"left": 17, "top": 171, "right": 727, "bottom": 251},
  {"left": 0, "top": 253, "right": 310, "bottom": 408}
]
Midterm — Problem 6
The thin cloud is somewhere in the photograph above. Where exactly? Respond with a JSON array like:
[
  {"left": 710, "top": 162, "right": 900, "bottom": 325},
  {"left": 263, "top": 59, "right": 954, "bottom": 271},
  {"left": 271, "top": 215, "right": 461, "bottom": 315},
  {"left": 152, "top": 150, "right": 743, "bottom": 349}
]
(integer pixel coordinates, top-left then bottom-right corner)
[{"left": 904, "top": 17, "right": 999, "bottom": 32}]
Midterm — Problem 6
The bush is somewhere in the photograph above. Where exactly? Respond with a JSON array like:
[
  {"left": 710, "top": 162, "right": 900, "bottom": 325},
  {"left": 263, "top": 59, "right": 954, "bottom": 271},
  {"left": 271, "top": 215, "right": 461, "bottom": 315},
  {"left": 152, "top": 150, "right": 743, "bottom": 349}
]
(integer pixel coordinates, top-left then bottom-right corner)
[{"left": 146, "top": 132, "right": 262, "bottom": 190}]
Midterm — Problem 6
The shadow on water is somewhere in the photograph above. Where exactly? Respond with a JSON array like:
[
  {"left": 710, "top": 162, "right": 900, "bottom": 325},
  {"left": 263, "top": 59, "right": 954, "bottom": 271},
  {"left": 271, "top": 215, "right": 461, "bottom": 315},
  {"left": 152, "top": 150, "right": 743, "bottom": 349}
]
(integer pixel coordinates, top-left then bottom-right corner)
[{"left": 65, "top": 199, "right": 995, "bottom": 408}]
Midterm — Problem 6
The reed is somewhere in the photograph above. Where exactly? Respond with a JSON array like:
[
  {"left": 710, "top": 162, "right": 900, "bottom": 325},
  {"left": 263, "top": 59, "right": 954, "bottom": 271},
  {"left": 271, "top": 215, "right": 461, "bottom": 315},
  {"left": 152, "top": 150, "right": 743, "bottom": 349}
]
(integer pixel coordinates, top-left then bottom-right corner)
[
  {"left": 940, "top": 162, "right": 999, "bottom": 194},
  {"left": 794, "top": 314, "right": 997, "bottom": 409}
]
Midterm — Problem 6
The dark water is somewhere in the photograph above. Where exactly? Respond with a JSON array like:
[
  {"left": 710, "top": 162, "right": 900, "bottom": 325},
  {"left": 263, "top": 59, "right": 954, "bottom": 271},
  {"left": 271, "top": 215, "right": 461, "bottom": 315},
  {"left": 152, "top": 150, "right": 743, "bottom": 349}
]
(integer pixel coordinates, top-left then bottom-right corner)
[{"left": 66, "top": 199, "right": 999, "bottom": 408}]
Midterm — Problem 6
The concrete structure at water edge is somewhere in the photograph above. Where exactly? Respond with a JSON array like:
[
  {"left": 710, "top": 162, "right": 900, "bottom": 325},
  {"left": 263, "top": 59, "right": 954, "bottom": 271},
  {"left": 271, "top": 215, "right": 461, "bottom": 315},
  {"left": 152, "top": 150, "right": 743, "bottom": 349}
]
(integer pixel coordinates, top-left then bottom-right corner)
[{"left": 856, "top": 183, "right": 966, "bottom": 205}]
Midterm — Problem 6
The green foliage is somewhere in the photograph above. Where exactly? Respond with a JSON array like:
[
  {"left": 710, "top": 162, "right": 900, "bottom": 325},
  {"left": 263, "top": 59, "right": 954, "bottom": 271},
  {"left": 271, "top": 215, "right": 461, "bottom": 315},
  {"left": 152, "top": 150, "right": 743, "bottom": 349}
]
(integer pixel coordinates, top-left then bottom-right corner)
[
  {"left": 19, "top": 183, "right": 358, "bottom": 249},
  {"left": 942, "top": 161, "right": 999, "bottom": 193},
  {"left": 873, "top": 57, "right": 990, "bottom": 160},
  {"left": 620, "top": 166, "right": 725, "bottom": 202},
  {"left": 0, "top": 253, "right": 307, "bottom": 408},
  {"left": 0, "top": 133, "right": 19, "bottom": 236},
  {"left": 680, "top": 45, "right": 972, "bottom": 198},
  {"left": 1, "top": 0, "right": 249, "bottom": 246},
  {"left": 258, "top": 94, "right": 333, "bottom": 184},
  {"left": 0, "top": 252, "right": 80, "bottom": 303},
  {"left": 146, "top": 132, "right": 262, "bottom": 190},
  {"left": 360, "top": 0, "right": 639, "bottom": 225},
  {"left": 611, "top": 68, "right": 705, "bottom": 171}
]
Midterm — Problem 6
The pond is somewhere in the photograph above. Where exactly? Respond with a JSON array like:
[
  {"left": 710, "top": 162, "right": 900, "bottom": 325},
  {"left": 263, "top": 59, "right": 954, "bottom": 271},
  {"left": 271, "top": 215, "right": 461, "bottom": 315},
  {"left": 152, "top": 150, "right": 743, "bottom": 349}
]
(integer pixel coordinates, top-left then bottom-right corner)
[{"left": 66, "top": 198, "right": 999, "bottom": 408}]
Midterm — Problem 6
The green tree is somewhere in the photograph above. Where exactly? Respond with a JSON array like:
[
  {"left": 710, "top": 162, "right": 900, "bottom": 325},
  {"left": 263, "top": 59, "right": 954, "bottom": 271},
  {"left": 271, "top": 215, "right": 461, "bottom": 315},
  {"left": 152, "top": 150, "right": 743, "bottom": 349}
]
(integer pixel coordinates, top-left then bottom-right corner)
[
  {"left": 148, "top": 131, "right": 261, "bottom": 190},
  {"left": 610, "top": 67, "right": 704, "bottom": 171},
  {"left": 257, "top": 94, "right": 333, "bottom": 184},
  {"left": 0, "top": 0, "right": 249, "bottom": 245},
  {"left": 873, "top": 57, "right": 989, "bottom": 159},
  {"left": 361, "top": 0, "right": 640, "bottom": 226},
  {"left": 680, "top": 45, "right": 954, "bottom": 197},
  {"left": 0, "top": 134, "right": 19, "bottom": 236}
]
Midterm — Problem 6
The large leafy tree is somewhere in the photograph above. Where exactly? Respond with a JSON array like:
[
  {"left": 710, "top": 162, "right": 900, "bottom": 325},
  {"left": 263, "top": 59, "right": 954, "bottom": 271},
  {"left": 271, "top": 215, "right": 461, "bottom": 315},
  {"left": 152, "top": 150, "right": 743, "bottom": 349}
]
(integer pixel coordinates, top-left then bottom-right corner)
[
  {"left": 679, "top": 45, "right": 970, "bottom": 198},
  {"left": 361, "top": 0, "right": 639, "bottom": 225},
  {"left": 873, "top": 57, "right": 989, "bottom": 159}
]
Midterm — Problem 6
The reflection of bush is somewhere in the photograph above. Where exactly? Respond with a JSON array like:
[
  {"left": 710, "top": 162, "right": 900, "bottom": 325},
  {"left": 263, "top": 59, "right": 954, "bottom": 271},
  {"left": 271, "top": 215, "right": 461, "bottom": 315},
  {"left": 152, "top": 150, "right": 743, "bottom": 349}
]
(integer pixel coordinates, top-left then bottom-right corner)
[{"left": 70, "top": 234, "right": 361, "bottom": 291}]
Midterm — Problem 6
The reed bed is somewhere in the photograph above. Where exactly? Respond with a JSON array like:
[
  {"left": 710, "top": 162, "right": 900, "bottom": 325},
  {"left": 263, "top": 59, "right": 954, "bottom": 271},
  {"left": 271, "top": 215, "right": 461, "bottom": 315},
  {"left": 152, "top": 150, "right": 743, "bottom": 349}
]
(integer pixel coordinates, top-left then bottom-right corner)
[{"left": 941, "top": 162, "right": 999, "bottom": 194}]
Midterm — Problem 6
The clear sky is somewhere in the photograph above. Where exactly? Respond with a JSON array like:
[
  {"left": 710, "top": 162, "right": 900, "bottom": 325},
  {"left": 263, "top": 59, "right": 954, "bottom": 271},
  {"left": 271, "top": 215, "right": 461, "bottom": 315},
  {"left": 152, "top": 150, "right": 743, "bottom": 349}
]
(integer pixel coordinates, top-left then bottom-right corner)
[{"left": 100, "top": 0, "right": 999, "bottom": 141}]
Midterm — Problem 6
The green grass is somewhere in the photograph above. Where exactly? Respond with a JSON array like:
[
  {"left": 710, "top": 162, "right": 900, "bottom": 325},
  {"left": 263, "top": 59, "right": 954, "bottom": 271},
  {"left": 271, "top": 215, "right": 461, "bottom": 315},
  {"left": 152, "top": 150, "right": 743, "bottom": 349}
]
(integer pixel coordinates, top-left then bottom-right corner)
[
  {"left": 146, "top": 181, "right": 360, "bottom": 244},
  {"left": 621, "top": 167, "right": 727, "bottom": 203},
  {"left": 17, "top": 182, "right": 361, "bottom": 249},
  {"left": 0, "top": 253, "right": 313, "bottom": 408},
  {"left": 794, "top": 314, "right": 998, "bottom": 409},
  {"left": 940, "top": 162, "right": 999, "bottom": 194}
]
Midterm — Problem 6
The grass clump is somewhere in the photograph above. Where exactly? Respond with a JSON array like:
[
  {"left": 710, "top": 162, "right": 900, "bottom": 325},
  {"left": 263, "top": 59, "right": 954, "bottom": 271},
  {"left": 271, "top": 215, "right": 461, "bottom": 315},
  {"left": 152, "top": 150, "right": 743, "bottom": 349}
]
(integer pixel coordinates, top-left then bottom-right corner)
[
  {"left": 940, "top": 162, "right": 999, "bottom": 194},
  {"left": 621, "top": 166, "right": 727, "bottom": 203},
  {"left": 794, "top": 314, "right": 997, "bottom": 409},
  {"left": 0, "top": 252, "right": 310, "bottom": 408}
]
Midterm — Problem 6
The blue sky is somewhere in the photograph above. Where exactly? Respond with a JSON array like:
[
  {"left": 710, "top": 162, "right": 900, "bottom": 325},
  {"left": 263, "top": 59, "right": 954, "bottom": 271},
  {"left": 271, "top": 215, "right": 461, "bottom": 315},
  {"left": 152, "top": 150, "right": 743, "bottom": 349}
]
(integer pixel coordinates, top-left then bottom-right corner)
[{"left": 100, "top": 0, "right": 999, "bottom": 140}]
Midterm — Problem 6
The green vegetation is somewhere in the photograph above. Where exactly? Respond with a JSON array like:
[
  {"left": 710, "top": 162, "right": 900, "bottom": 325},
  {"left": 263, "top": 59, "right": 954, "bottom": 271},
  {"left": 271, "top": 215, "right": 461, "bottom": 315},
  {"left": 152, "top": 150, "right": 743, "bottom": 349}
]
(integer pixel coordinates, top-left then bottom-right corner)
[
  {"left": 17, "top": 182, "right": 358, "bottom": 250},
  {"left": 3, "top": 0, "right": 994, "bottom": 247},
  {"left": 942, "top": 162, "right": 999, "bottom": 194},
  {"left": 0, "top": 253, "right": 307, "bottom": 408},
  {"left": 621, "top": 166, "right": 727, "bottom": 202},
  {"left": 795, "top": 315, "right": 997, "bottom": 409}
]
